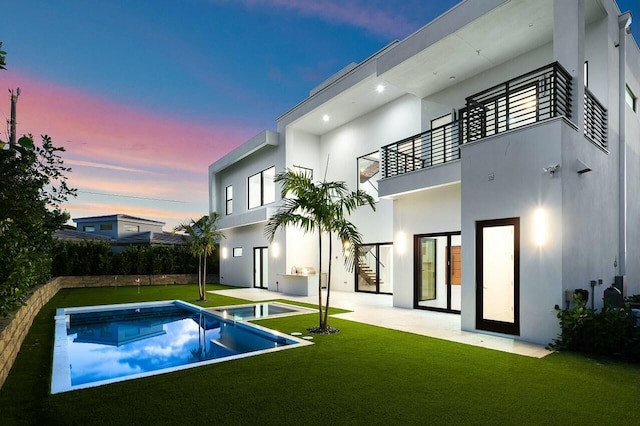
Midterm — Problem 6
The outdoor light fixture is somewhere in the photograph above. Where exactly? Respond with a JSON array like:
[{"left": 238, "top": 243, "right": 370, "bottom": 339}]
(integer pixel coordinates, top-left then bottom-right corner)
[
  {"left": 396, "top": 231, "right": 407, "bottom": 255},
  {"left": 271, "top": 242, "right": 280, "bottom": 258},
  {"left": 322, "top": 114, "right": 330, "bottom": 122},
  {"left": 376, "top": 84, "right": 385, "bottom": 93},
  {"left": 221, "top": 247, "right": 228, "bottom": 259},
  {"left": 576, "top": 159, "right": 592, "bottom": 174},
  {"left": 533, "top": 208, "right": 546, "bottom": 246},
  {"left": 543, "top": 164, "right": 560, "bottom": 176}
]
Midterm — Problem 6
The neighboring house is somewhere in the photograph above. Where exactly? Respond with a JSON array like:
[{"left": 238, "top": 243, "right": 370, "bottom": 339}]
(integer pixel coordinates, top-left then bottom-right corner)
[
  {"left": 65, "top": 214, "right": 188, "bottom": 249},
  {"left": 208, "top": 0, "right": 640, "bottom": 345}
]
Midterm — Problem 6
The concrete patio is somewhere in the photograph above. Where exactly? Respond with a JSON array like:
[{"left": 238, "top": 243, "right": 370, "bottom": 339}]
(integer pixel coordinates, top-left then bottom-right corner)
[{"left": 209, "top": 287, "right": 552, "bottom": 358}]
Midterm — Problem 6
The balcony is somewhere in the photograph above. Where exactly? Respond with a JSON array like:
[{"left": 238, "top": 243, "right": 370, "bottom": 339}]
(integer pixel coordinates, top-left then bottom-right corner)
[{"left": 381, "top": 62, "right": 574, "bottom": 180}]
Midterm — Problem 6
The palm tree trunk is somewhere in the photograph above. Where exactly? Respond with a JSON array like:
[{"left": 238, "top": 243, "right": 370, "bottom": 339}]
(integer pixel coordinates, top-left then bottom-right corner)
[
  {"left": 198, "top": 253, "right": 203, "bottom": 299},
  {"left": 323, "top": 232, "right": 333, "bottom": 330},
  {"left": 202, "top": 254, "right": 207, "bottom": 301},
  {"left": 318, "top": 230, "right": 323, "bottom": 329}
]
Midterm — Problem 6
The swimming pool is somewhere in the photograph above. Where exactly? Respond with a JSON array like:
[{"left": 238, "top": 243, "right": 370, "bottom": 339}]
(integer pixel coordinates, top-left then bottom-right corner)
[
  {"left": 51, "top": 300, "right": 312, "bottom": 394},
  {"left": 212, "top": 302, "right": 316, "bottom": 321}
]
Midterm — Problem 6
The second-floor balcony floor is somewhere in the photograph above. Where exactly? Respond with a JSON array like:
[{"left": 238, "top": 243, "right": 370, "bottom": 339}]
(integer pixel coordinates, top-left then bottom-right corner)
[{"left": 380, "top": 61, "right": 607, "bottom": 183}]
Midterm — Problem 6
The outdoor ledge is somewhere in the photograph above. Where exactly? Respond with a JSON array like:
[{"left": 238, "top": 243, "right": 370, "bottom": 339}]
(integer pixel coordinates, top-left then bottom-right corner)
[
  {"left": 218, "top": 206, "right": 278, "bottom": 230},
  {"left": 379, "top": 160, "right": 460, "bottom": 199}
]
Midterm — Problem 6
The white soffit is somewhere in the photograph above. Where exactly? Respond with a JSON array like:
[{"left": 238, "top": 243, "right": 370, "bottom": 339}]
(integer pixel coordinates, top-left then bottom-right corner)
[
  {"left": 288, "top": 74, "right": 406, "bottom": 135},
  {"left": 380, "top": 0, "right": 605, "bottom": 99}
]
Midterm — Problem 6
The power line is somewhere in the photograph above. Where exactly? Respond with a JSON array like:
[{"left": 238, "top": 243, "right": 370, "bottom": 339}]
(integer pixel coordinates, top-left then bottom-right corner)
[{"left": 77, "top": 190, "right": 189, "bottom": 203}]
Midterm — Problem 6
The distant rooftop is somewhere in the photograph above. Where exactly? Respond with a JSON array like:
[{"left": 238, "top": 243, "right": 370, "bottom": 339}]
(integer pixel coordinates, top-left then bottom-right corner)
[{"left": 73, "top": 214, "right": 166, "bottom": 225}]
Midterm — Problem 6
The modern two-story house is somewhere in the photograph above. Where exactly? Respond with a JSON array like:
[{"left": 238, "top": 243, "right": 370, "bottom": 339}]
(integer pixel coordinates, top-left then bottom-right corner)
[{"left": 209, "top": 0, "right": 640, "bottom": 345}]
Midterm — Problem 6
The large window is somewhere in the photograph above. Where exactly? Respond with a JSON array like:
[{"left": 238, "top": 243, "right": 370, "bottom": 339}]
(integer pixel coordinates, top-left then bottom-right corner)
[
  {"left": 357, "top": 152, "right": 380, "bottom": 200},
  {"left": 292, "top": 165, "right": 313, "bottom": 179},
  {"left": 248, "top": 166, "right": 275, "bottom": 209},
  {"left": 225, "top": 185, "right": 233, "bottom": 215},
  {"left": 99, "top": 224, "right": 112, "bottom": 231}
]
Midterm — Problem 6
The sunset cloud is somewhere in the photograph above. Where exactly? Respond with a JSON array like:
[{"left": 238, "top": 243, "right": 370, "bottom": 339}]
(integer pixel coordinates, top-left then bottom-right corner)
[{"left": 1, "top": 70, "right": 259, "bottom": 226}]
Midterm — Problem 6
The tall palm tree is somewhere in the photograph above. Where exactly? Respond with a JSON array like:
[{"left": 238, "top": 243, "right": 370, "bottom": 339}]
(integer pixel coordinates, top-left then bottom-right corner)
[
  {"left": 174, "top": 212, "right": 225, "bottom": 300},
  {"left": 265, "top": 169, "right": 375, "bottom": 332}
]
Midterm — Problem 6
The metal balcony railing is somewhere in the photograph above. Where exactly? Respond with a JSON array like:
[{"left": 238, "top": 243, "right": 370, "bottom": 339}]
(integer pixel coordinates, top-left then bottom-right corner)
[
  {"left": 462, "top": 62, "right": 572, "bottom": 142},
  {"left": 584, "top": 88, "right": 607, "bottom": 149},
  {"left": 381, "top": 120, "right": 461, "bottom": 178},
  {"left": 381, "top": 62, "right": 575, "bottom": 179}
]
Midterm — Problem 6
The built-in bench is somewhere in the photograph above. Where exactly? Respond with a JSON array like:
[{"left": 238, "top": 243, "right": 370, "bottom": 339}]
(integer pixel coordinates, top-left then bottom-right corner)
[{"left": 277, "top": 266, "right": 324, "bottom": 297}]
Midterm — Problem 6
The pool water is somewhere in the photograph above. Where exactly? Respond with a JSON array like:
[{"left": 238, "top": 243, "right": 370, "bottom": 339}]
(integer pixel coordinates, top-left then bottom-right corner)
[
  {"left": 51, "top": 301, "right": 311, "bottom": 393},
  {"left": 213, "top": 302, "right": 303, "bottom": 320}
]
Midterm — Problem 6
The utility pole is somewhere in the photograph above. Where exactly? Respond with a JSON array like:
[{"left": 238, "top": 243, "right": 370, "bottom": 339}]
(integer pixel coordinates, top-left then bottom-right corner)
[{"left": 8, "top": 87, "right": 20, "bottom": 147}]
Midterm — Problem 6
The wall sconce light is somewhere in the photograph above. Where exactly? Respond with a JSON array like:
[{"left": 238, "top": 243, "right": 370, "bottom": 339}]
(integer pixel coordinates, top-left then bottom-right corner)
[
  {"left": 396, "top": 231, "right": 407, "bottom": 255},
  {"left": 221, "top": 247, "right": 228, "bottom": 259},
  {"left": 533, "top": 208, "right": 546, "bottom": 246},
  {"left": 271, "top": 242, "right": 280, "bottom": 258},
  {"left": 543, "top": 164, "right": 560, "bottom": 177}
]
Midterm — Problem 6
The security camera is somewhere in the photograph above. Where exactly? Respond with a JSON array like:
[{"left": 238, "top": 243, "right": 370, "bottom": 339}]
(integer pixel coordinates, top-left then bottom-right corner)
[{"left": 543, "top": 164, "right": 560, "bottom": 176}]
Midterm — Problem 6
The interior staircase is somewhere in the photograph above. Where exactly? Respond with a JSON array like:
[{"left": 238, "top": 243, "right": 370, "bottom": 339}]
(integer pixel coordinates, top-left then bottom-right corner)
[{"left": 357, "top": 262, "right": 379, "bottom": 287}]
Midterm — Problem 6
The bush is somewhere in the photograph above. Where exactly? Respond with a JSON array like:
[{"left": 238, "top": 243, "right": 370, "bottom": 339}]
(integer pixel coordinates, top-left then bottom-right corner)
[
  {"left": 548, "top": 296, "right": 640, "bottom": 361},
  {"left": 50, "top": 240, "right": 214, "bottom": 277}
]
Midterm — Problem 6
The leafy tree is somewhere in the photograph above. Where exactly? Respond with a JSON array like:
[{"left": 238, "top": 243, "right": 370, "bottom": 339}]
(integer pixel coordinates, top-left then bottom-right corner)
[
  {"left": 0, "top": 42, "right": 6, "bottom": 70},
  {"left": 174, "top": 213, "right": 224, "bottom": 300},
  {"left": 265, "top": 170, "right": 375, "bottom": 332},
  {"left": 0, "top": 134, "right": 75, "bottom": 315}
]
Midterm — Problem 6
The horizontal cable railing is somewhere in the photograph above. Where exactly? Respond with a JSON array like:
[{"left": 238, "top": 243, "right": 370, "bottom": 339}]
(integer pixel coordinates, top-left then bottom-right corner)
[
  {"left": 463, "top": 62, "right": 572, "bottom": 143},
  {"left": 381, "top": 120, "right": 461, "bottom": 178},
  {"left": 584, "top": 88, "right": 607, "bottom": 149}
]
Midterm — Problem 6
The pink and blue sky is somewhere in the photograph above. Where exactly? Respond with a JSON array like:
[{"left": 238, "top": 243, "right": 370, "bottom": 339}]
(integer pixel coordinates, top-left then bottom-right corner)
[{"left": 1, "top": 0, "right": 638, "bottom": 230}]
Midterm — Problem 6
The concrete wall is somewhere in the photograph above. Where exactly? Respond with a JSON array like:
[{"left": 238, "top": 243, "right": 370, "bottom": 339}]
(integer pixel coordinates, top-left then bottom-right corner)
[
  {"left": 461, "top": 119, "right": 566, "bottom": 345},
  {"left": 392, "top": 184, "right": 462, "bottom": 308}
]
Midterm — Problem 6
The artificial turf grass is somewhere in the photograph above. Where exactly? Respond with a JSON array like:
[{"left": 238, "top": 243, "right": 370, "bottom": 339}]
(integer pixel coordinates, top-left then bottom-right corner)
[{"left": 1, "top": 285, "right": 639, "bottom": 425}]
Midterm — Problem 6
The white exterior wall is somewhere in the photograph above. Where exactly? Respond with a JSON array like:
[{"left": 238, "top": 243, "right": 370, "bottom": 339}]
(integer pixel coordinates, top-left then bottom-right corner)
[
  {"left": 392, "top": 184, "right": 461, "bottom": 308},
  {"left": 314, "top": 94, "right": 421, "bottom": 292},
  {"left": 461, "top": 120, "right": 565, "bottom": 345}
]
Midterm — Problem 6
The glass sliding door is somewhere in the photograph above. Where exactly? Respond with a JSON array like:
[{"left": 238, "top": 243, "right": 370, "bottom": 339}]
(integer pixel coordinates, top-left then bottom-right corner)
[
  {"left": 356, "top": 243, "right": 393, "bottom": 294},
  {"left": 476, "top": 218, "right": 520, "bottom": 335},
  {"left": 414, "top": 232, "right": 461, "bottom": 313},
  {"left": 253, "top": 247, "right": 268, "bottom": 289}
]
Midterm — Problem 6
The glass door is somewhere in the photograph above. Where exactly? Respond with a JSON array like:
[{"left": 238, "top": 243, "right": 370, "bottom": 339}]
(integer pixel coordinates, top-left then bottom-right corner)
[
  {"left": 253, "top": 247, "right": 268, "bottom": 289},
  {"left": 414, "top": 232, "right": 461, "bottom": 313},
  {"left": 476, "top": 218, "right": 520, "bottom": 335},
  {"left": 356, "top": 243, "right": 393, "bottom": 294}
]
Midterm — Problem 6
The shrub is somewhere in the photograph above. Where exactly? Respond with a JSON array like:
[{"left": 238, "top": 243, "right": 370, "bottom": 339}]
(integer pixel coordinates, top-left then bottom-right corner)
[{"left": 548, "top": 296, "right": 640, "bottom": 361}]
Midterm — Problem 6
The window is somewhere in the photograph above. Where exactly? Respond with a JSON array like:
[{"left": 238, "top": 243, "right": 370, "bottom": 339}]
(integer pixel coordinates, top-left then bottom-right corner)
[
  {"left": 248, "top": 166, "right": 275, "bottom": 209},
  {"left": 225, "top": 185, "right": 233, "bottom": 215},
  {"left": 292, "top": 165, "right": 313, "bottom": 179},
  {"left": 357, "top": 151, "right": 380, "bottom": 200},
  {"left": 124, "top": 225, "right": 139, "bottom": 232},
  {"left": 233, "top": 247, "right": 243, "bottom": 257},
  {"left": 83, "top": 226, "right": 95, "bottom": 232},
  {"left": 99, "top": 224, "right": 112, "bottom": 231},
  {"left": 583, "top": 61, "right": 588, "bottom": 88},
  {"left": 626, "top": 85, "right": 637, "bottom": 112}
]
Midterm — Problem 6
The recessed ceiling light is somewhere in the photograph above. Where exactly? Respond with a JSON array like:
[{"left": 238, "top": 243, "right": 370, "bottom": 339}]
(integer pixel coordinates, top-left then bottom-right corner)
[
  {"left": 376, "top": 84, "right": 385, "bottom": 93},
  {"left": 449, "top": 76, "right": 456, "bottom": 80},
  {"left": 322, "top": 114, "right": 330, "bottom": 122}
]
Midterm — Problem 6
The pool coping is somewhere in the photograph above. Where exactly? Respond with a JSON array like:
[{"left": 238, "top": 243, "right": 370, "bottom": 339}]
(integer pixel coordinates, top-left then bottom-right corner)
[
  {"left": 207, "top": 301, "right": 317, "bottom": 321},
  {"left": 51, "top": 300, "right": 313, "bottom": 394}
]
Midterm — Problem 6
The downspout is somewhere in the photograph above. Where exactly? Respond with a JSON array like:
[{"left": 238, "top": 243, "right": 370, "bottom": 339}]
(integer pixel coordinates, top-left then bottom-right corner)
[{"left": 618, "top": 12, "right": 632, "bottom": 276}]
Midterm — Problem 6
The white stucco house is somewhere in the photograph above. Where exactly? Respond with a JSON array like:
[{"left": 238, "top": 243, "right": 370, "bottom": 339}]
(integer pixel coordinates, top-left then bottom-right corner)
[{"left": 208, "top": 0, "right": 640, "bottom": 345}]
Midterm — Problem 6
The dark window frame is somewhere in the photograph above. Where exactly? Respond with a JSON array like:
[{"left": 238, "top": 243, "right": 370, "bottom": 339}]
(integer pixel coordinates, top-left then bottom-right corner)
[
  {"left": 225, "top": 185, "right": 233, "bottom": 215},
  {"left": 232, "top": 247, "right": 243, "bottom": 257},
  {"left": 248, "top": 166, "right": 275, "bottom": 209}
]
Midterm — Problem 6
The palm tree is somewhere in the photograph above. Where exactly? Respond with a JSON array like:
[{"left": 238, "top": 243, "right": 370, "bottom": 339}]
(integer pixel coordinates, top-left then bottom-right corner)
[
  {"left": 265, "top": 169, "right": 375, "bottom": 332},
  {"left": 174, "top": 213, "right": 225, "bottom": 300}
]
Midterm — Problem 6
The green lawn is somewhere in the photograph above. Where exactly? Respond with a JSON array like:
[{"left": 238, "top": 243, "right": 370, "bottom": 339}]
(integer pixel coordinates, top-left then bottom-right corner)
[{"left": 1, "top": 284, "right": 638, "bottom": 425}]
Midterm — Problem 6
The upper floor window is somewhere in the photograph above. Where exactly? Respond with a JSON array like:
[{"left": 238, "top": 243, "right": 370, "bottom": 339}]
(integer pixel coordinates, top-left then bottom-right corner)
[
  {"left": 248, "top": 166, "right": 275, "bottom": 209},
  {"left": 83, "top": 226, "right": 95, "bottom": 232},
  {"left": 357, "top": 152, "right": 380, "bottom": 201},
  {"left": 233, "top": 247, "right": 243, "bottom": 257},
  {"left": 124, "top": 225, "right": 139, "bottom": 232},
  {"left": 583, "top": 61, "right": 588, "bottom": 88},
  {"left": 626, "top": 85, "right": 637, "bottom": 112},
  {"left": 225, "top": 185, "right": 233, "bottom": 215},
  {"left": 99, "top": 224, "right": 112, "bottom": 231}
]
